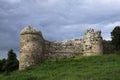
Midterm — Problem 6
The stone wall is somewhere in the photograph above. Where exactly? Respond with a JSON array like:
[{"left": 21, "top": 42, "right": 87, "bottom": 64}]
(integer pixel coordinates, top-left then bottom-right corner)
[
  {"left": 19, "top": 26, "right": 44, "bottom": 70},
  {"left": 83, "top": 29, "right": 103, "bottom": 56},
  {"left": 19, "top": 26, "right": 103, "bottom": 70},
  {"left": 44, "top": 29, "right": 103, "bottom": 58},
  {"left": 44, "top": 39, "right": 84, "bottom": 59}
]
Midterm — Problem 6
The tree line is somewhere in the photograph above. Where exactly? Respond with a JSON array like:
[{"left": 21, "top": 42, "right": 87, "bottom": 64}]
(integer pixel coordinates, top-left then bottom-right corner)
[
  {"left": 102, "top": 26, "right": 120, "bottom": 54},
  {"left": 111, "top": 26, "right": 120, "bottom": 50},
  {"left": 0, "top": 49, "right": 19, "bottom": 74}
]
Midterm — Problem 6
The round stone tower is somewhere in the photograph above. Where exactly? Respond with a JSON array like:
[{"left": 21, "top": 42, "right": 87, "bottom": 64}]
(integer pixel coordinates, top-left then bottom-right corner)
[{"left": 19, "top": 26, "right": 44, "bottom": 70}]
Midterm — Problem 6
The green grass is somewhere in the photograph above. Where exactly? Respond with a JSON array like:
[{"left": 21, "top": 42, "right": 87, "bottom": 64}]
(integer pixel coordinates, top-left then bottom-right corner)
[{"left": 0, "top": 54, "right": 120, "bottom": 80}]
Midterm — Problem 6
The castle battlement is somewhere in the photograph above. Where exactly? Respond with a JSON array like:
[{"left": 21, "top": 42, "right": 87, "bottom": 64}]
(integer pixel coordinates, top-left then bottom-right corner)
[{"left": 19, "top": 26, "right": 103, "bottom": 70}]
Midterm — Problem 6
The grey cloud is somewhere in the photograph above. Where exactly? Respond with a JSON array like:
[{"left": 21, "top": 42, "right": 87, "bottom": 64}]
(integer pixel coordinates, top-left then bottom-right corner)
[{"left": 0, "top": 0, "right": 120, "bottom": 59}]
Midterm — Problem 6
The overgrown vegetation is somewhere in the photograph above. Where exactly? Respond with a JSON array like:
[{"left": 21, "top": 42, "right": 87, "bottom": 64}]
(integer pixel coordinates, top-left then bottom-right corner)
[{"left": 0, "top": 54, "right": 120, "bottom": 80}]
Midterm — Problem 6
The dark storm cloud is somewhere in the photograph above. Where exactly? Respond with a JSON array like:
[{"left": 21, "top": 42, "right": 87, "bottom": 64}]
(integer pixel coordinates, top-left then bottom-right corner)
[{"left": 0, "top": 0, "right": 120, "bottom": 59}]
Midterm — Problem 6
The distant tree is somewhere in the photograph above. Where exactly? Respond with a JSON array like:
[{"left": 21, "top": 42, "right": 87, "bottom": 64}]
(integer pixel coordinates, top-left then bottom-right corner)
[
  {"left": 0, "top": 58, "right": 6, "bottom": 73},
  {"left": 0, "top": 59, "right": 2, "bottom": 72},
  {"left": 111, "top": 26, "right": 120, "bottom": 50},
  {"left": 1, "top": 58, "right": 6, "bottom": 72},
  {"left": 102, "top": 40, "right": 115, "bottom": 54},
  {"left": 3, "top": 49, "right": 19, "bottom": 74}
]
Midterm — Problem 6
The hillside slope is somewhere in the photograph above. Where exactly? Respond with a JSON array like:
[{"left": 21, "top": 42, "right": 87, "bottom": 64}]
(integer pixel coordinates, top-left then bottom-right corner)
[{"left": 0, "top": 54, "right": 120, "bottom": 80}]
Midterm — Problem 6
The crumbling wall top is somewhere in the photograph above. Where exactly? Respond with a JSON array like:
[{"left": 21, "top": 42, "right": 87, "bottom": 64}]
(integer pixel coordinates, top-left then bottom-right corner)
[{"left": 21, "top": 26, "right": 42, "bottom": 35}]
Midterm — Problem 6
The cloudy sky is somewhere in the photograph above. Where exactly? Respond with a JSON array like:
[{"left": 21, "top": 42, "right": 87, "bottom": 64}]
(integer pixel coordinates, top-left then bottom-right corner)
[{"left": 0, "top": 0, "right": 120, "bottom": 59}]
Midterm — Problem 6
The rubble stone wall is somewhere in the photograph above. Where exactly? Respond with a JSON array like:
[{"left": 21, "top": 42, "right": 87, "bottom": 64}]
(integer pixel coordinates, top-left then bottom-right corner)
[
  {"left": 19, "top": 26, "right": 103, "bottom": 70},
  {"left": 19, "top": 26, "right": 44, "bottom": 70},
  {"left": 44, "top": 39, "right": 84, "bottom": 59}
]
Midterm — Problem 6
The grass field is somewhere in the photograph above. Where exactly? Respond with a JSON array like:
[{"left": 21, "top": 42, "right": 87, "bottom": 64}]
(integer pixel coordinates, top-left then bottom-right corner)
[{"left": 0, "top": 54, "right": 120, "bottom": 80}]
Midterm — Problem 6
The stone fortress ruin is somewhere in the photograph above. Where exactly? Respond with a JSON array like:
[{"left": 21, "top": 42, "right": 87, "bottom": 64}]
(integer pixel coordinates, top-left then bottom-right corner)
[{"left": 19, "top": 26, "right": 103, "bottom": 70}]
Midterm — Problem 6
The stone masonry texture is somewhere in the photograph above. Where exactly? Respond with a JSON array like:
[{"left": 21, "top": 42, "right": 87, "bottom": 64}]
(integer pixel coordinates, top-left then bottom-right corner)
[{"left": 19, "top": 26, "right": 103, "bottom": 70}]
